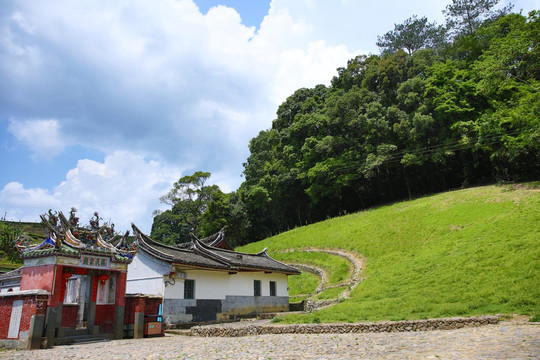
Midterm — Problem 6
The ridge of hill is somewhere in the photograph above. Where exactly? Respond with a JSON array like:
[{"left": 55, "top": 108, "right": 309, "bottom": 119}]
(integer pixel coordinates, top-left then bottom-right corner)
[{"left": 238, "top": 183, "right": 540, "bottom": 322}]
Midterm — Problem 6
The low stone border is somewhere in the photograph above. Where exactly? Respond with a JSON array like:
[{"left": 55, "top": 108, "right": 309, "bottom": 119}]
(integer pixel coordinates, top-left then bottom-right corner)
[{"left": 191, "top": 316, "right": 499, "bottom": 337}]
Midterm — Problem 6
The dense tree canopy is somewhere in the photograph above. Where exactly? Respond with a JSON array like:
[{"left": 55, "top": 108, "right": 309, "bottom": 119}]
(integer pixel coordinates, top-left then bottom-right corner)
[
  {"left": 152, "top": 7, "right": 539, "bottom": 247},
  {"left": 151, "top": 171, "right": 221, "bottom": 244}
]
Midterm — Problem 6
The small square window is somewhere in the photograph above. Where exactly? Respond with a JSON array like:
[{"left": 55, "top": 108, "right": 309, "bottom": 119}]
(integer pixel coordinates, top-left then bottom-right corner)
[
  {"left": 269, "top": 281, "right": 276, "bottom": 296},
  {"left": 254, "top": 280, "right": 261, "bottom": 297},
  {"left": 184, "top": 279, "right": 195, "bottom": 299}
]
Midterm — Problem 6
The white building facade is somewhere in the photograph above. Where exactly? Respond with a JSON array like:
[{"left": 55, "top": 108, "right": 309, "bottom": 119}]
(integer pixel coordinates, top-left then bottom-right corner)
[{"left": 126, "top": 226, "right": 299, "bottom": 324}]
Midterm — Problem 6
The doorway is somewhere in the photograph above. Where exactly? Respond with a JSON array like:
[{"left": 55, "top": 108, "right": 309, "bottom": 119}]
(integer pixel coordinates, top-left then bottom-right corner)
[{"left": 64, "top": 274, "right": 91, "bottom": 329}]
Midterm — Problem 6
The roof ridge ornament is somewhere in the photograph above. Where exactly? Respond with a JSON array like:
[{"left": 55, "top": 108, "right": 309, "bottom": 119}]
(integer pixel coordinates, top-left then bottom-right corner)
[{"left": 17, "top": 209, "right": 135, "bottom": 261}]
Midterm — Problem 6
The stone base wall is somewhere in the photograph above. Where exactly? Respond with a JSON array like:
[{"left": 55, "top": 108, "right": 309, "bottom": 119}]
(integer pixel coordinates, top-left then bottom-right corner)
[
  {"left": 163, "top": 296, "right": 290, "bottom": 325},
  {"left": 221, "top": 296, "right": 289, "bottom": 315},
  {"left": 191, "top": 316, "right": 500, "bottom": 337},
  {"left": 163, "top": 299, "right": 196, "bottom": 324}
]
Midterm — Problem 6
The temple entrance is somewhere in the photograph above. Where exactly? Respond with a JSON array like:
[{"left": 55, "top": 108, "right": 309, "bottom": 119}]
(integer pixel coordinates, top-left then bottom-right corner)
[
  {"left": 64, "top": 274, "right": 91, "bottom": 329},
  {"left": 76, "top": 275, "right": 90, "bottom": 328}
]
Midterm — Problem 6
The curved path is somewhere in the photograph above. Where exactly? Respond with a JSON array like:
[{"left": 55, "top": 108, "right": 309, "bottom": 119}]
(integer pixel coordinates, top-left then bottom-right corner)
[
  {"left": 302, "top": 248, "right": 365, "bottom": 299},
  {"left": 285, "top": 248, "right": 365, "bottom": 304}
]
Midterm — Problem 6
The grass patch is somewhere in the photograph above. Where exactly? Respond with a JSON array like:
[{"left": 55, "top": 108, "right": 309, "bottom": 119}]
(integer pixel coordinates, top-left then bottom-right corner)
[
  {"left": 274, "top": 251, "right": 351, "bottom": 285},
  {"left": 314, "top": 286, "right": 347, "bottom": 300},
  {"left": 287, "top": 271, "right": 319, "bottom": 297},
  {"left": 239, "top": 184, "right": 540, "bottom": 323},
  {"left": 289, "top": 296, "right": 310, "bottom": 303}
]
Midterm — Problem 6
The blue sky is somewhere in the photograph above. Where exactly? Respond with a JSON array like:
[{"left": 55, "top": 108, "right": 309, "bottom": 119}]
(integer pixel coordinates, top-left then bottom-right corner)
[{"left": 0, "top": 0, "right": 535, "bottom": 233}]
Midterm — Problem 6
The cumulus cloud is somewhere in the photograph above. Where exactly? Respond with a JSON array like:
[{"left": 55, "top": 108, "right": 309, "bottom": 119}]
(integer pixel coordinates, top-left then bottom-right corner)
[
  {"left": 7, "top": 119, "right": 65, "bottom": 160},
  {"left": 0, "top": 151, "right": 181, "bottom": 233},
  {"left": 0, "top": 0, "right": 357, "bottom": 178},
  {"left": 1, "top": 0, "right": 532, "bottom": 229}
]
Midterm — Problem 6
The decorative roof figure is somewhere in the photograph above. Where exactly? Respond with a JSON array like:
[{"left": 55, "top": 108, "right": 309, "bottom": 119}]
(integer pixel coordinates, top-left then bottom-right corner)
[
  {"left": 16, "top": 209, "right": 136, "bottom": 262},
  {"left": 69, "top": 207, "right": 79, "bottom": 227}
]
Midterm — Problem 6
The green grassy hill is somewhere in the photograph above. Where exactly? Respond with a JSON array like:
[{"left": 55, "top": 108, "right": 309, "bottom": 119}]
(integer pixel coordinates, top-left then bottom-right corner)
[
  {"left": 0, "top": 221, "right": 45, "bottom": 272},
  {"left": 238, "top": 183, "right": 540, "bottom": 322}
]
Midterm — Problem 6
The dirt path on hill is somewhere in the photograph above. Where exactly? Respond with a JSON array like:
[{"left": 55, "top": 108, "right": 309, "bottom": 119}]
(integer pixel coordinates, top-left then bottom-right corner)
[{"left": 285, "top": 248, "right": 365, "bottom": 300}]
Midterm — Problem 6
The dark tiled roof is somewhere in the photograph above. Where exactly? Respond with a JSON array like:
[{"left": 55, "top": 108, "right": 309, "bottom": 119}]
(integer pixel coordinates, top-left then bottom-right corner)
[
  {"left": 0, "top": 267, "right": 23, "bottom": 281},
  {"left": 175, "top": 227, "right": 233, "bottom": 251},
  {"left": 199, "top": 228, "right": 233, "bottom": 250},
  {"left": 131, "top": 224, "right": 300, "bottom": 275}
]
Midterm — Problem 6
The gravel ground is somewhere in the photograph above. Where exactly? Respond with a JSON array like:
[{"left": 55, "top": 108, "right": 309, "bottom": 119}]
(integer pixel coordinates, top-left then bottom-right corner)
[{"left": 0, "top": 322, "right": 538, "bottom": 359}]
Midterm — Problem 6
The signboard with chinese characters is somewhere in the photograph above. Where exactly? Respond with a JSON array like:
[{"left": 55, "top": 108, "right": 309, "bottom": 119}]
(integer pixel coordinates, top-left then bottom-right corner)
[{"left": 80, "top": 255, "right": 110, "bottom": 269}]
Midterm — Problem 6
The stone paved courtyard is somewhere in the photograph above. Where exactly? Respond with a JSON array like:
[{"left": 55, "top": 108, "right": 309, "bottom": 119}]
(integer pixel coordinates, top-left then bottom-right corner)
[{"left": 0, "top": 322, "right": 538, "bottom": 359}]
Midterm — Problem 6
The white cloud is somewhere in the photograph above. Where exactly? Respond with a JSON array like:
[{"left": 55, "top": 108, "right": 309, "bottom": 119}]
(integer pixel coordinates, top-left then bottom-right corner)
[
  {"left": 1, "top": 0, "right": 536, "bottom": 230},
  {"left": 0, "top": 151, "right": 182, "bottom": 233},
  {"left": 0, "top": 0, "right": 357, "bottom": 172},
  {"left": 7, "top": 119, "right": 65, "bottom": 160}
]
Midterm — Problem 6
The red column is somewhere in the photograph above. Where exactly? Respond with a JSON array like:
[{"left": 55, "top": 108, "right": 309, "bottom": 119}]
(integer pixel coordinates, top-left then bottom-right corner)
[{"left": 115, "top": 272, "right": 127, "bottom": 306}]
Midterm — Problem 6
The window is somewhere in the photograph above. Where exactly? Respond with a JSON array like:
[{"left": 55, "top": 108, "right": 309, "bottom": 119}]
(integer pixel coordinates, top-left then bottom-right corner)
[
  {"left": 254, "top": 280, "right": 261, "bottom": 296},
  {"left": 184, "top": 279, "right": 195, "bottom": 299},
  {"left": 269, "top": 281, "right": 276, "bottom": 296}
]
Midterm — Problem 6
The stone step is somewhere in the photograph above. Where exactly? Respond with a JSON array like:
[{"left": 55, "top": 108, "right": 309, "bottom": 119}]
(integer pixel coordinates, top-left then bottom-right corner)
[
  {"left": 54, "top": 334, "right": 112, "bottom": 346},
  {"left": 59, "top": 328, "right": 89, "bottom": 337}
]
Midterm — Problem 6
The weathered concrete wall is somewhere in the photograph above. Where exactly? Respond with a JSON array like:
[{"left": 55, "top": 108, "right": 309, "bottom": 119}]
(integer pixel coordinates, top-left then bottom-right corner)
[
  {"left": 162, "top": 296, "right": 289, "bottom": 325},
  {"left": 186, "top": 300, "right": 222, "bottom": 322},
  {"left": 221, "top": 295, "right": 289, "bottom": 315},
  {"left": 163, "top": 299, "right": 195, "bottom": 324}
]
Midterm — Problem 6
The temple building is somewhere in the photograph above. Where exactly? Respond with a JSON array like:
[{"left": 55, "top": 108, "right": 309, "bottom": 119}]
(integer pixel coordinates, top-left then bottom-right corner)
[
  {"left": 0, "top": 210, "right": 300, "bottom": 349},
  {"left": 126, "top": 225, "right": 300, "bottom": 325},
  {"left": 0, "top": 209, "right": 135, "bottom": 349}
]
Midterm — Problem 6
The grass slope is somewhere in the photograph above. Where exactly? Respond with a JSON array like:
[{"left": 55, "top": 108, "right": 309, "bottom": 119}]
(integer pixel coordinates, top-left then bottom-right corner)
[
  {"left": 0, "top": 221, "right": 45, "bottom": 272},
  {"left": 238, "top": 184, "right": 540, "bottom": 322}
]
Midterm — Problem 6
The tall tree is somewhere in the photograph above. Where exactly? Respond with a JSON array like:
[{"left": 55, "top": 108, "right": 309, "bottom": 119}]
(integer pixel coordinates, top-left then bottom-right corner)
[
  {"left": 151, "top": 171, "right": 221, "bottom": 244},
  {"left": 443, "top": 0, "right": 513, "bottom": 36},
  {"left": 377, "top": 15, "right": 446, "bottom": 55}
]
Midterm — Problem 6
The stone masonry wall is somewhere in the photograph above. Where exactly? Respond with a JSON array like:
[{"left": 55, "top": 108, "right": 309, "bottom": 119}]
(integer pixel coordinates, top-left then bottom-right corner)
[{"left": 191, "top": 316, "right": 499, "bottom": 337}]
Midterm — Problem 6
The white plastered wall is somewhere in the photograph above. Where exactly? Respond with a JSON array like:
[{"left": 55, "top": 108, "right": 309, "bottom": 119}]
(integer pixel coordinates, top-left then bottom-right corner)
[
  {"left": 126, "top": 250, "right": 171, "bottom": 296},
  {"left": 163, "top": 269, "right": 290, "bottom": 300}
]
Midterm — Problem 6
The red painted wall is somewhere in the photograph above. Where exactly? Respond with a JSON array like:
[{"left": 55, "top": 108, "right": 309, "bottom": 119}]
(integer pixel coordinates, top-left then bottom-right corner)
[
  {"left": 124, "top": 296, "right": 145, "bottom": 324},
  {"left": 20, "top": 265, "right": 56, "bottom": 292},
  {"left": 61, "top": 304, "right": 78, "bottom": 327},
  {"left": 115, "top": 271, "right": 127, "bottom": 306},
  {"left": 0, "top": 294, "right": 48, "bottom": 339},
  {"left": 95, "top": 304, "right": 115, "bottom": 333},
  {"left": 124, "top": 296, "right": 162, "bottom": 325},
  {"left": 20, "top": 264, "right": 65, "bottom": 307},
  {"left": 0, "top": 298, "right": 13, "bottom": 337},
  {"left": 146, "top": 298, "right": 161, "bottom": 316}
]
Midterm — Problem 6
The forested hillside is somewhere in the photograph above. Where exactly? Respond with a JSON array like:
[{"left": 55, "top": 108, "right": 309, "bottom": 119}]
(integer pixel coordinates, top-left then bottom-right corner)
[{"left": 151, "top": 2, "right": 539, "bottom": 247}]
